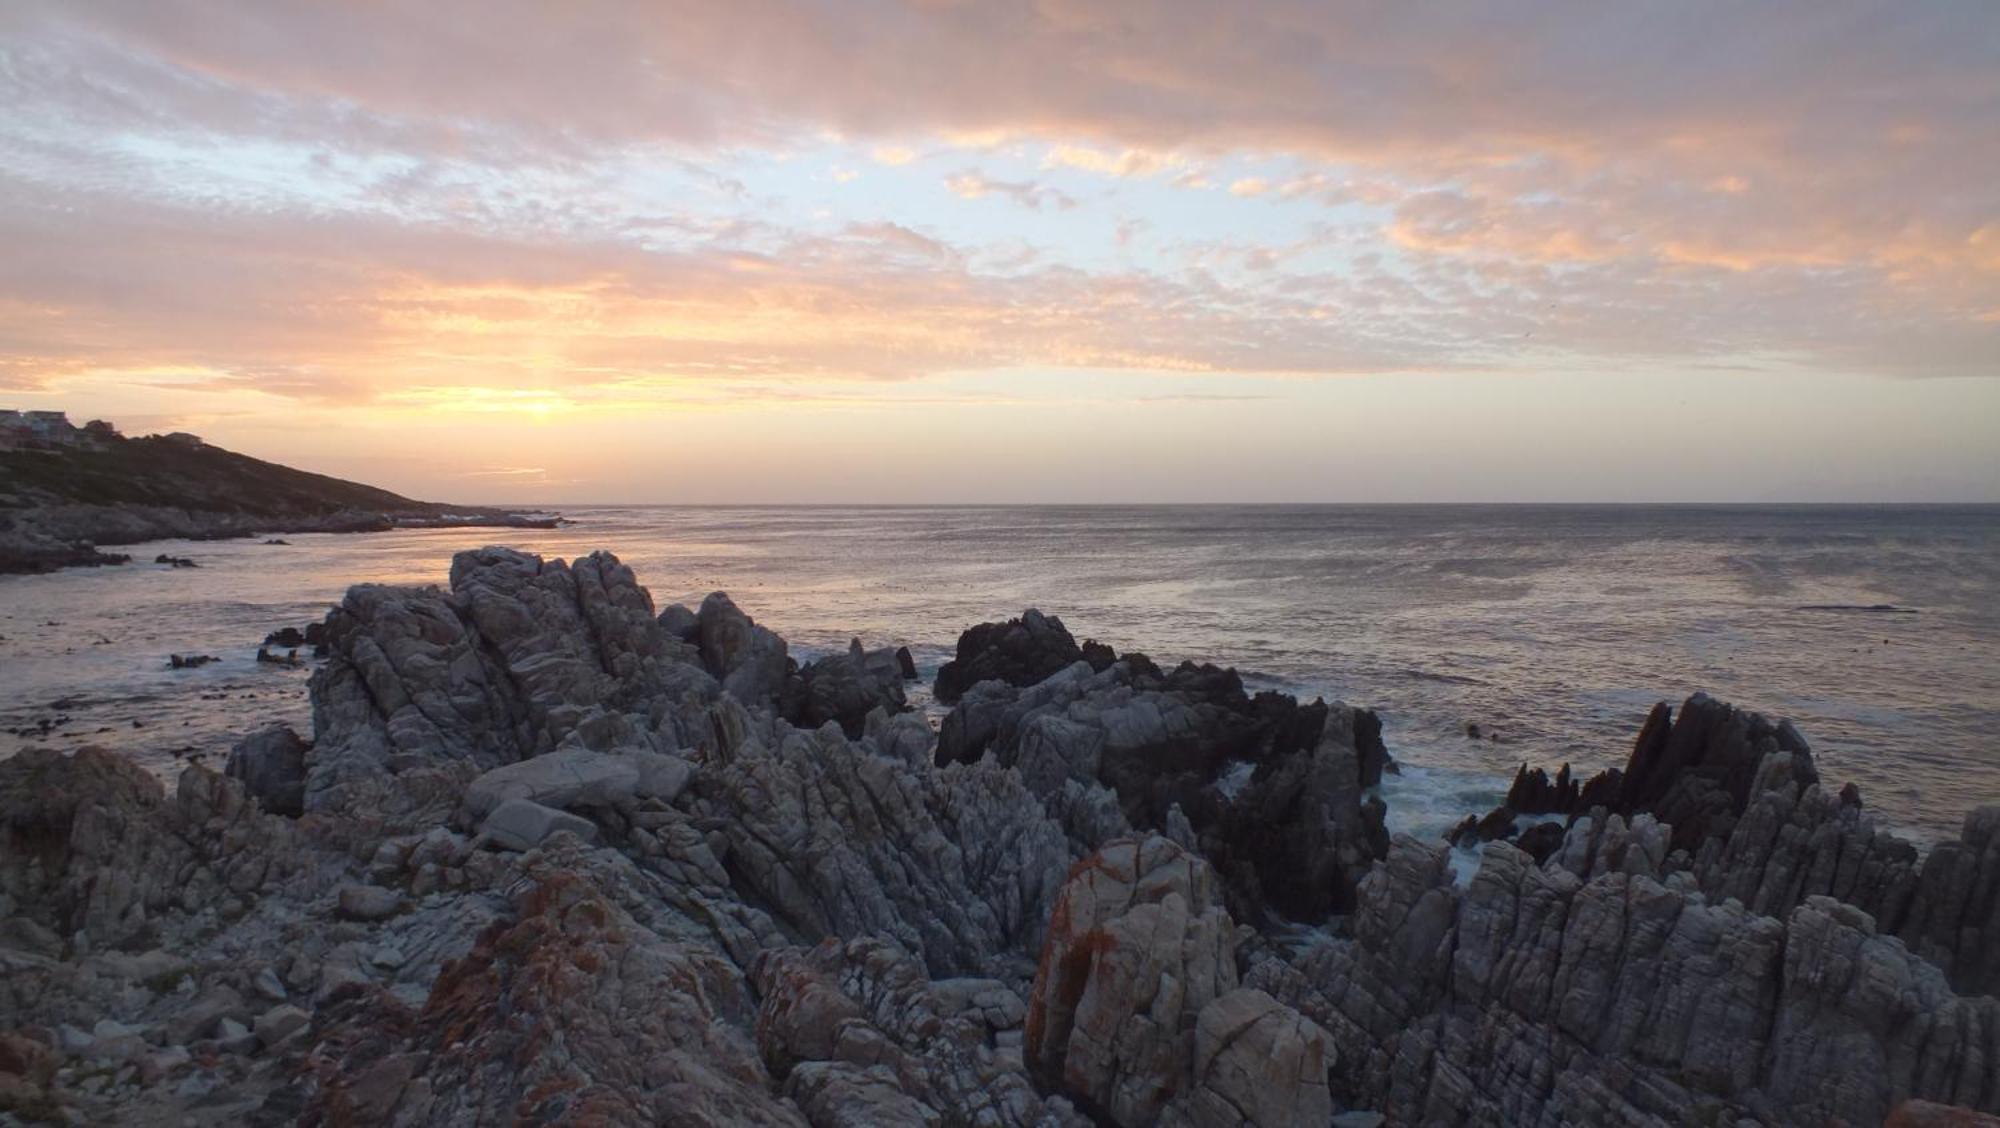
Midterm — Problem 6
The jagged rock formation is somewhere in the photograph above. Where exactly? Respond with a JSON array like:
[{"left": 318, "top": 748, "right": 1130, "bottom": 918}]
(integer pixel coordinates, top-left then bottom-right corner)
[
  {"left": 752, "top": 936, "right": 1087, "bottom": 1126},
  {"left": 933, "top": 609, "right": 1115, "bottom": 703},
  {"left": 0, "top": 424, "right": 557, "bottom": 574},
  {"left": 0, "top": 547, "right": 1995, "bottom": 1127},
  {"left": 1249, "top": 835, "right": 2000, "bottom": 1126},
  {"left": 781, "top": 638, "right": 915, "bottom": 737},
  {"left": 1499, "top": 692, "right": 2000, "bottom": 997},
  {"left": 1025, "top": 836, "right": 1334, "bottom": 1127},
  {"left": 937, "top": 627, "right": 1392, "bottom": 924},
  {"left": 225, "top": 724, "right": 309, "bottom": 817}
]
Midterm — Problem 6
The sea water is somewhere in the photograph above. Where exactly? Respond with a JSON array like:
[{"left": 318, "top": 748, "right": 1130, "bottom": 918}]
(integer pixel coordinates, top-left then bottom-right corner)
[{"left": 2, "top": 504, "right": 1995, "bottom": 844}]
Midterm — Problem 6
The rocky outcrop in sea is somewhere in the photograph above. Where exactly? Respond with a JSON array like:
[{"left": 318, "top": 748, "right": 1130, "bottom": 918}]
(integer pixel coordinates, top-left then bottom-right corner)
[{"left": 0, "top": 546, "right": 1993, "bottom": 1125}]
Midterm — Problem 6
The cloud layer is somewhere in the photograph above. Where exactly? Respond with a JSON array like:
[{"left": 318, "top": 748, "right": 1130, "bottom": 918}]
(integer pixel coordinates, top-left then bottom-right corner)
[{"left": 0, "top": 1, "right": 1994, "bottom": 498}]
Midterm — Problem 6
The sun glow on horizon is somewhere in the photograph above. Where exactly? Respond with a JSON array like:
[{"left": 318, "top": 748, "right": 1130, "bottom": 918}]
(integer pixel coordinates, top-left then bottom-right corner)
[{"left": 0, "top": 2, "right": 1994, "bottom": 501}]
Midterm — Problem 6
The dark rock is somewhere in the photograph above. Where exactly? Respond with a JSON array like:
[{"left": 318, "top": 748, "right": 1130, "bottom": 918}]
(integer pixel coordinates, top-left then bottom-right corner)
[
  {"left": 933, "top": 609, "right": 1104, "bottom": 703},
  {"left": 938, "top": 642, "right": 1392, "bottom": 922},
  {"left": 1886, "top": 1101, "right": 2000, "bottom": 1127},
  {"left": 781, "top": 639, "right": 908, "bottom": 737},
  {"left": 154, "top": 554, "right": 198, "bottom": 567},
  {"left": 168, "top": 653, "right": 219, "bottom": 669},
  {"left": 1477, "top": 804, "right": 1517, "bottom": 841},
  {"left": 267, "top": 622, "right": 321, "bottom": 648},
  {"left": 657, "top": 602, "right": 699, "bottom": 642},
  {"left": 255, "top": 647, "right": 302, "bottom": 668},
  {"left": 224, "top": 724, "right": 307, "bottom": 816},
  {"left": 1514, "top": 820, "right": 1567, "bottom": 864},
  {"left": 1447, "top": 814, "right": 1482, "bottom": 849}
]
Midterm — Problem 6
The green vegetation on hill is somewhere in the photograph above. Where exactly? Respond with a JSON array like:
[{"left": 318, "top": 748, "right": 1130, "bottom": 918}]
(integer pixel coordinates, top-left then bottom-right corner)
[{"left": 0, "top": 436, "right": 441, "bottom": 515}]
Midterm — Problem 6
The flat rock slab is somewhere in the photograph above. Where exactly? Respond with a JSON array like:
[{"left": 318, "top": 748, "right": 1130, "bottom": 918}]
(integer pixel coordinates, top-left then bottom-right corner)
[
  {"left": 481, "top": 797, "right": 600, "bottom": 852},
  {"left": 335, "top": 885, "right": 403, "bottom": 922},
  {"left": 463, "top": 748, "right": 692, "bottom": 817}
]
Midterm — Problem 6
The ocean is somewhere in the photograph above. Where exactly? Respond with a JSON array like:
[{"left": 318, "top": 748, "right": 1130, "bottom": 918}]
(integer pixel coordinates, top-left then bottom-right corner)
[{"left": 2, "top": 504, "right": 1995, "bottom": 845}]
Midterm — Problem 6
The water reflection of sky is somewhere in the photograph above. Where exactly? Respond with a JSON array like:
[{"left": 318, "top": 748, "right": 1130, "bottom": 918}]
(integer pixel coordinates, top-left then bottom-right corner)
[{"left": 1, "top": 503, "right": 1994, "bottom": 843}]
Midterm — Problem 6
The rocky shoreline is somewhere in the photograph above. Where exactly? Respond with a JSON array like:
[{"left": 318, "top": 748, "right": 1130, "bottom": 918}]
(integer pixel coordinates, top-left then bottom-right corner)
[
  {"left": 0, "top": 502, "right": 563, "bottom": 575},
  {"left": 0, "top": 426, "right": 559, "bottom": 574},
  {"left": 0, "top": 546, "right": 1994, "bottom": 1126}
]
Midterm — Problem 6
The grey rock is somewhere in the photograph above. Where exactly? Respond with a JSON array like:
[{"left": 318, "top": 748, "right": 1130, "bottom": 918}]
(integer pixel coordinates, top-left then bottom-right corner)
[
  {"left": 214, "top": 1017, "right": 255, "bottom": 1055},
  {"left": 1026, "top": 835, "right": 1234, "bottom": 1123},
  {"left": 252, "top": 966, "right": 287, "bottom": 1002},
  {"left": 462, "top": 747, "right": 640, "bottom": 817},
  {"left": 1026, "top": 836, "right": 1336, "bottom": 1128},
  {"left": 1162, "top": 988, "right": 1334, "bottom": 1127},
  {"left": 252, "top": 1004, "right": 310, "bottom": 1046},
  {"left": 939, "top": 656, "right": 1390, "bottom": 922},
  {"left": 57, "top": 1023, "right": 94, "bottom": 1055},
  {"left": 305, "top": 547, "right": 715, "bottom": 822},
  {"left": 1246, "top": 834, "right": 2000, "bottom": 1127},
  {"left": 698, "top": 590, "right": 792, "bottom": 704},
  {"left": 933, "top": 609, "right": 1105, "bottom": 704},
  {"left": 480, "top": 797, "right": 600, "bottom": 852},
  {"left": 335, "top": 884, "right": 403, "bottom": 921},
  {"left": 690, "top": 721, "right": 1070, "bottom": 977},
  {"left": 164, "top": 983, "right": 248, "bottom": 1044},
  {"left": 633, "top": 751, "right": 693, "bottom": 802},
  {"left": 754, "top": 936, "right": 1080, "bottom": 1127}
]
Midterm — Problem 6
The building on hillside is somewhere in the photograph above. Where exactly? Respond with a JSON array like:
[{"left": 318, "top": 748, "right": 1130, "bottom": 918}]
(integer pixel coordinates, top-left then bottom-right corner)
[{"left": 0, "top": 411, "right": 117, "bottom": 450}]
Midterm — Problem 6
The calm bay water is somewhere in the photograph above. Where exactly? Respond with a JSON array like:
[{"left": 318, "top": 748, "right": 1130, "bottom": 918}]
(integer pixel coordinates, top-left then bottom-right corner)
[{"left": 2, "top": 504, "right": 1995, "bottom": 843}]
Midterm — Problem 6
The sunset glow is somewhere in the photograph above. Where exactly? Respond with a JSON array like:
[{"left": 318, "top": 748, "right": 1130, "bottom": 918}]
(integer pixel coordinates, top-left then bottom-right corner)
[{"left": 2, "top": 2, "right": 1996, "bottom": 501}]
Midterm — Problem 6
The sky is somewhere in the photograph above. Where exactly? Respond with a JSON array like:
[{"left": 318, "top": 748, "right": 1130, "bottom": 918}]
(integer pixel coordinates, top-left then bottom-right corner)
[{"left": 1, "top": 1, "right": 1996, "bottom": 503}]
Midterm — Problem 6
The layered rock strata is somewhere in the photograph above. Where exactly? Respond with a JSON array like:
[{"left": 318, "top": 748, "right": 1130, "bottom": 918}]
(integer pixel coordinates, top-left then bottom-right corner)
[{"left": 0, "top": 547, "right": 1993, "bottom": 1127}]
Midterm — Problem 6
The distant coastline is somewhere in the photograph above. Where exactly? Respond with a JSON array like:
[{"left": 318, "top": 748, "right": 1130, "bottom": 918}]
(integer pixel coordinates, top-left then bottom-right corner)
[{"left": 0, "top": 412, "right": 560, "bottom": 574}]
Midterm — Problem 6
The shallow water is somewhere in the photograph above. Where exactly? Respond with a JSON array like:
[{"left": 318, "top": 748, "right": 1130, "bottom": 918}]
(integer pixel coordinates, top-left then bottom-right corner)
[{"left": 2, "top": 504, "right": 1995, "bottom": 844}]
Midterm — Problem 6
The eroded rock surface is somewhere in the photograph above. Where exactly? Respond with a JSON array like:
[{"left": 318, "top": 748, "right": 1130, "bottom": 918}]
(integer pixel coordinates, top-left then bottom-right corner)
[
  {"left": 1503, "top": 692, "right": 2000, "bottom": 996},
  {"left": 1248, "top": 834, "right": 2000, "bottom": 1126},
  {"left": 2, "top": 548, "right": 1995, "bottom": 1127},
  {"left": 938, "top": 641, "right": 1391, "bottom": 923}
]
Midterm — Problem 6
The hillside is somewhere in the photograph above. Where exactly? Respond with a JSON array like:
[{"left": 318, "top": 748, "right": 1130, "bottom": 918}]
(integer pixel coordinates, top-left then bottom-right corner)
[
  {"left": 0, "top": 424, "right": 557, "bottom": 573},
  {"left": 0, "top": 435, "right": 435, "bottom": 515}
]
